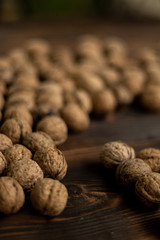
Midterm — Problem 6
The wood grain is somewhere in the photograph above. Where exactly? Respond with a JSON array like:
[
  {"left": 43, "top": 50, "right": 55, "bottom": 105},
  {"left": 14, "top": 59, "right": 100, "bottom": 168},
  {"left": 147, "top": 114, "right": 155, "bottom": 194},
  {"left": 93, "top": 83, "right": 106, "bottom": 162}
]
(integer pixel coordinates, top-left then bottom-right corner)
[{"left": 1, "top": 20, "right": 160, "bottom": 240}]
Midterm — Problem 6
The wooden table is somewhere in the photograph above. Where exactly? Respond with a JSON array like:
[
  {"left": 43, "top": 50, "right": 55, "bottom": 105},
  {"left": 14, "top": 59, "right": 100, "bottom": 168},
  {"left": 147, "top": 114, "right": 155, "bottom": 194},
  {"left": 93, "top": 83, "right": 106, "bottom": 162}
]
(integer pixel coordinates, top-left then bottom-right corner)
[{"left": 1, "top": 19, "right": 160, "bottom": 240}]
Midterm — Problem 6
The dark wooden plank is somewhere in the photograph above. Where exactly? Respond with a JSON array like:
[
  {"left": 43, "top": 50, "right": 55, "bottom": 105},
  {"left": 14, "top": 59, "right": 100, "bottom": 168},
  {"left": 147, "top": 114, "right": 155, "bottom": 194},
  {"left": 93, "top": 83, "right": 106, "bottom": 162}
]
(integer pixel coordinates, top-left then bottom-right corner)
[{"left": 1, "top": 20, "right": 160, "bottom": 240}]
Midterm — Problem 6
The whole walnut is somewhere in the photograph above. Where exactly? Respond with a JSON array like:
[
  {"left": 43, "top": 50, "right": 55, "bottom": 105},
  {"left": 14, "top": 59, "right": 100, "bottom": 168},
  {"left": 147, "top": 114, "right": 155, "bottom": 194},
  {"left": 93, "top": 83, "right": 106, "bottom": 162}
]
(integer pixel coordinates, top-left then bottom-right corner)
[
  {"left": 3, "top": 144, "right": 32, "bottom": 164},
  {"left": 100, "top": 141, "right": 135, "bottom": 171},
  {"left": 0, "top": 133, "right": 13, "bottom": 152},
  {"left": 36, "top": 116, "right": 68, "bottom": 145},
  {"left": 0, "top": 176, "right": 25, "bottom": 214},
  {"left": 0, "top": 152, "right": 7, "bottom": 175},
  {"left": 23, "top": 131, "right": 55, "bottom": 153},
  {"left": 34, "top": 147, "right": 67, "bottom": 180},
  {"left": 25, "top": 38, "right": 51, "bottom": 58},
  {"left": 32, "top": 103, "right": 59, "bottom": 121},
  {"left": 99, "top": 67, "right": 120, "bottom": 88},
  {"left": 74, "top": 71, "right": 105, "bottom": 94},
  {"left": 135, "top": 172, "right": 160, "bottom": 208},
  {"left": 7, "top": 158, "right": 44, "bottom": 191},
  {"left": 116, "top": 158, "right": 152, "bottom": 188},
  {"left": 1, "top": 118, "right": 32, "bottom": 144},
  {"left": 61, "top": 102, "right": 90, "bottom": 132},
  {"left": 92, "top": 89, "right": 117, "bottom": 115},
  {"left": 103, "top": 37, "right": 127, "bottom": 56},
  {"left": 36, "top": 82, "right": 62, "bottom": 96},
  {"left": 0, "top": 58, "right": 13, "bottom": 84},
  {"left": 137, "top": 148, "right": 160, "bottom": 172},
  {"left": 114, "top": 84, "right": 134, "bottom": 105},
  {"left": 0, "top": 82, "right": 6, "bottom": 95},
  {"left": 4, "top": 106, "right": 33, "bottom": 126},
  {"left": 0, "top": 93, "right": 5, "bottom": 111},
  {"left": 30, "top": 178, "right": 68, "bottom": 216},
  {"left": 140, "top": 84, "right": 160, "bottom": 111}
]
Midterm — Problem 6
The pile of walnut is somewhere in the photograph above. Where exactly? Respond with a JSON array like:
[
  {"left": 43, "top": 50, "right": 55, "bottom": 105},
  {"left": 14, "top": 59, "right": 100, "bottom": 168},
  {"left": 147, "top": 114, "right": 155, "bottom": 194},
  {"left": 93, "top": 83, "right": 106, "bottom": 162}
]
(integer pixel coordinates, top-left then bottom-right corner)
[{"left": 100, "top": 141, "right": 160, "bottom": 208}]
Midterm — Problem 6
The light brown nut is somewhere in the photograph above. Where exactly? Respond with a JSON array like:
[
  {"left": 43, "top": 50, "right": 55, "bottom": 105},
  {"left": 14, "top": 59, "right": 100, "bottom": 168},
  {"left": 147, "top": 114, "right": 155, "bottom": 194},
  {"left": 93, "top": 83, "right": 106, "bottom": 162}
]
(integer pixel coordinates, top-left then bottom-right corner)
[
  {"left": 92, "top": 89, "right": 117, "bottom": 115},
  {"left": 0, "top": 82, "right": 6, "bottom": 95},
  {"left": 99, "top": 67, "right": 120, "bottom": 88},
  {"left": 0, "top": 176, "right": 25, "bottom": 214},
  {"left": 3, "top": 144, "right": 32, "bottom": 164},
  {"left": 113, "top": 84, "right": 134, "bottom": 105},
  {"left": 32, "top": 103, "right": 59, "bottom": 120},
  {"left": 36, "top": 82, "right": 62, "bottom": 96},
  {"left": 74, "top": 71, "right": 105, "bottom": 94},
  {"left": 137, "top": 148, "right": 160, "bottom": 172},
  {"left": 0, "top": 152, "right": 7, "bottom": 175},
  {"left": 36, "top": 116, "right": 68, "bottom": 145},
  {"left": 23, "top": 131, "right": 55, "bottom": 153},
  {"left": 0, "top": 133, "right": 13, "bottom": 152},
  {"left": 25, "top": 38, "right": 51, "bottom": 57},
  {"left": 4, "top": 106, "right": 33, "bottom": 126},
  {"left": 1, "top": 118, "right": 32, "bottom": 144},
  {"left": 61, "top": 102, "right": 90, "bottom": 132},
  {"left": 30, "top": 178, "right": 68, "bottom": 216},
  {"left": 34, "top": 147, "right": 67, "bottom": 180},
  {"left": 135, "top": 172, "right": 160, "bottom": 208},
  {"left": 103, "top": 37, "right": 127, "bottom": 56},
  {"left": 140, "top": 85, "right": 160, "bottom": 111},
  {"left": 0, "top": 58, "right": 13, "bottom": 84},
  {"left": 116, "top": 158, "right": 152, "bottom": 188},
  {"left": 100, "top": 141, "right": 135, "bottom": 171},
  {"left": 73, "top": 89, "right": 92, "bottom": 113},
  {"left": 36, "top": 93, "right": 63, "bottom": 112},
  {"left": 7, "top": 158, "right": 44, "bottom": 191}
]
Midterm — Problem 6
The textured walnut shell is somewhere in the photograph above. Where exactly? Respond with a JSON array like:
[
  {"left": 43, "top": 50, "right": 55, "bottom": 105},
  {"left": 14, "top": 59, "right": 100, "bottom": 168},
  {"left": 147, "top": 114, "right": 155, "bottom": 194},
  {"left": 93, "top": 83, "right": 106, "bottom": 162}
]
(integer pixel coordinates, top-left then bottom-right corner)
[
  {"left": 1, "top": 118, "right": 32, "bottom": 144},
  {"left": 61, "top": 102, "right": 90, "bottom": 132},
  {"left": 137, "top": 148, "right": 160, "bottom": 172},
  {"left": 3, "top": 144, "right": 32, "bottom": 164},
  {"left": 30, "top": 178, "right": 68, "bottom": 216},
  {"left": 7, "top": 158, "right": 44, "bottom": 191},
  {"left": 0, "top": 176, "right": 25, "bottom": 214},
  {"left": 36, "top": 116, "right": 68, "bottom": 145},
  {"left": 0, "top": 152, "right": 7, "bottom": 175},
  {"left": 0, "top": 58, "right": 13, "bottom": 84},
  {"left": 4, "top": 106, "right": 33, "bottom": 126},
  {"left": 100, "top": 141, "right": 135, "bottom": 171},
  {"left": 36, "top": 93, "right": 63, "bottom": 112},
  {"left": 0, "top": 133, "right": 13, "bottom": 152},
  {"left": 116, "top": 158, "right": 152, "bottom": 188},
  {"left": 114, "top": 84, "right": 134, "bottom": 105},
  {"left": 34, "top": 147, "right": 67, "bottom": 180},
  {"left": 0, "top": 93, "right": 5, "bottom": 111},
  {"left": 23, "top": 131, "right": 55, "bottom": 153},
  {"left": 92, "top": 89, "right": 117, "bottom": 115},
  {"left": 135, "top": 172, "right": 160, "bottom": 208}
]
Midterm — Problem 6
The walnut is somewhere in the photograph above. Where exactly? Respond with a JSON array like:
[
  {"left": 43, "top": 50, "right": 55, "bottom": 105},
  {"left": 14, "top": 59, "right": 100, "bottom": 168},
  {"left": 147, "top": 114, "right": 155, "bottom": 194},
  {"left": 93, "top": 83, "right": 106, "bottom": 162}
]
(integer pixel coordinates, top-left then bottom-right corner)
[
  {"left": 7, "top": 158, "right": 44, "bottom": 191},
  {"left": 3, "top": 144, "right": 32, "bottom": 164},
  {"left": 99, "top": 67, "right": 120, "bottom": 88},
  {"left": 32, "top": 103, "right": 59, "bottom": 121},
  {"left": 4, "top": 106, "right": 33, "bottom": 126},
  {"left": 135, "top": 172, "right": 160, "bottom": 208},
  {"left": 137, "top": 148, "right": 160, "bottom": 172},
  {"left": 14, "top": 74, "right": 39, "bottom": 89},
  {"left": 23, "top": 131, "right": 55, "bottom": 153},
  {"left": 0, "top": 58, "right": 13, "bottom": 84},
  {"left": 0, "top": 93, "right": 5, "bottom": 111},
  {"left": 140, "top": 84, "right": 160, "bottom": 111},
  {"left": 114, "top": 83, "right": 134, "bottom": 105},
  {"left": 36, "top": 93, "right": 63, "bottom": 112},
  {"left": 116, "top": 158, "right": 152, "bottom": 188},
  {"left": 100, "top": 141, "right": 135, "bottom": 171},
  {"left": 34, "top": 147, "right": 67, "bottom": 180},
  {"left": 36, "top": 82, "right": 62, "bottom": 96},
  {"left": 25, "top": 38, "right": 51, "bottom": 58},
  {"left": 0, "top": 133, "right": 13, "bottom": 152},
  {"left": 1, "top": 118, "right": 32, "bottom": 144},
  {"left": 0, "top": 176, "right": 25, "bottom": 214},
  {"left": 0, "top": 152, "right": 7, "bottom": 175},
  {"left": 103, "top": 37, "right": 127, "bottom": 56},
  {"left": 0, "top": 81, "right": 6, "bottom": 95},
  {"left": 36, "top": 116, "right": 68, "bottom": 145},
  {"left": 30, "top": 178, "right": 68, "bottom": 216},
  {"left": 61, "top": 102, "right": 90, "bottom": 132},
  {"left": 92, "top": 89, "right": 117, "bottom": 115},
  {"left": 74, "top": 71, "right": 105, "bottom": 94}
]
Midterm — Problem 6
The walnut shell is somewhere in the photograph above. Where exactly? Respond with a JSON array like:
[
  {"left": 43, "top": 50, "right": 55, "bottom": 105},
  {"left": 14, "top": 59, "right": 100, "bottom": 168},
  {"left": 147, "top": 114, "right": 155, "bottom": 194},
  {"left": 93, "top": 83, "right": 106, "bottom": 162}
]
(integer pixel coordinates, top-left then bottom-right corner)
[
  {"left": 0, "top": 176, "right": 25, "bottom": 214},
  {"left": 7, "top": 158, "right": 44, "bottom": 191},
  {"left": 1, "top": 118, "right": 32, "bottom": 144},
  {"left": 30, "top": 178, "right": 68, "bottom": 216},
  {"left": 0, "top": 58, "right": 13, "bottom": 84},
  {"left": 137, "top": 148, "right": 160, "bottom": 172},
  {"left": 140, "top": 85, "right": 160, "bottom": 111},
  {"left": 92, "top": 89, "right": 117, "bottom": 115},
  {"left": 34, "top": 147, "right": 67, "bottom": 180},
  {"left": 0, "top": 133, "right": 13, "bottom": 152},
  {"left": 36, "top": 116, "right": 68, "bottom": 145},
  {"left": 0, "top": 93, "right": 5, "bottom": 111},
  {"left": 3, "top": 144, "right": 32, "bottom": 164},
  {"left": 100, "top": 141, "right": 135, "bottom": 171},
  {"left": 23, "top": 131, "right": 55, "bottom": 153},
  {"left": 4, "top": 106, "right": 33, "bottom": 126},
  {"left": 61, "top": 102, "right": 90, "bottom": 132},
  {"left": 0, "top": 152, "right": 7, "bottom": 175},
  {"left": 116, "top": 158, "right": 152, "bottom": 188},
  {"left": 135, "top": 172, "right": 160, "bottom": 208}
]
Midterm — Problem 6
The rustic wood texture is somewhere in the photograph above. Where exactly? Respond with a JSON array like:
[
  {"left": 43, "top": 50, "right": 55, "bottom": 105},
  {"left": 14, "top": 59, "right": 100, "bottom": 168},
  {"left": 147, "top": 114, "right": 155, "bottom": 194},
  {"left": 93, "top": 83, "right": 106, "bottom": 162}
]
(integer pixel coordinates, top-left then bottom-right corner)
[{"left": 1, "top": 20, "right": 160, "bottom": 240}]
